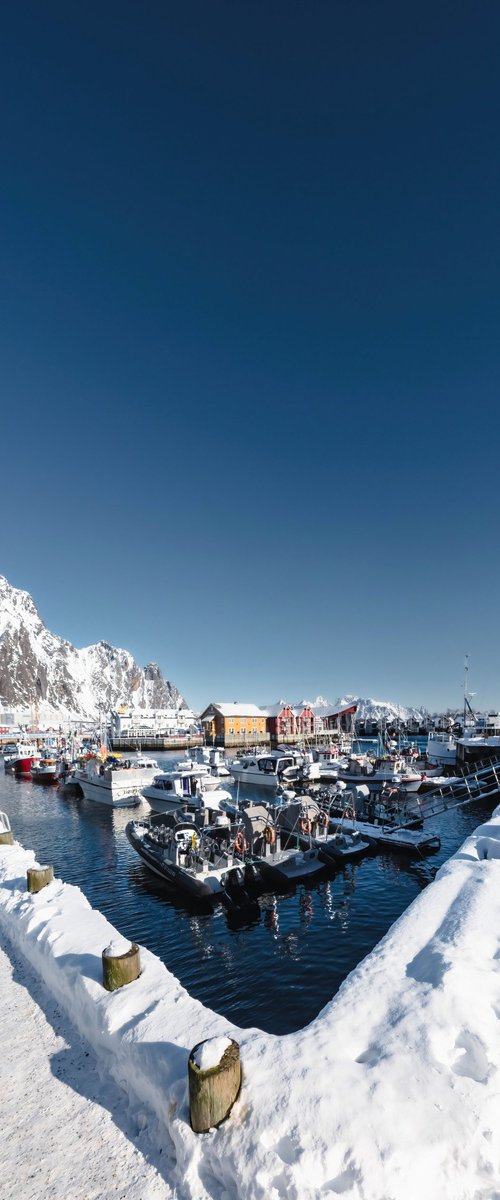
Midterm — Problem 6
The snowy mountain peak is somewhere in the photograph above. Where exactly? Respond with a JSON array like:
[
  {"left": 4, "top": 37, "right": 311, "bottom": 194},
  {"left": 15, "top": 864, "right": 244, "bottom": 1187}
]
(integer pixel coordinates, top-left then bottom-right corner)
[{"left": 0, "top": 576, "right": 187, "bottom": 720}]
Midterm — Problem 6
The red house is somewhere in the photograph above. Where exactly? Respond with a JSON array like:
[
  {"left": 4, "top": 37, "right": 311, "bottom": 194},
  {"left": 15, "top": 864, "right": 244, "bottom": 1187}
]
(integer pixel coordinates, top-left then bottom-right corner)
[
  {"left": 264, "top": 702, "right": 297, "bottom": 740},
  {"left": 322, "top": 703, "right": 357, "bottom": 731},
  {"left": 293, "top": 703, "right": 316, "bottom": 737}
]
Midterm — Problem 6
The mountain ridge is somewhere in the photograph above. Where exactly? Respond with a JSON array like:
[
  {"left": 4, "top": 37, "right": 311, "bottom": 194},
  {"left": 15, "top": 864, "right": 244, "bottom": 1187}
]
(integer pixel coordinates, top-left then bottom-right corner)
[{"left": 0, "top": 575, "right": 187, "bottom": 720}]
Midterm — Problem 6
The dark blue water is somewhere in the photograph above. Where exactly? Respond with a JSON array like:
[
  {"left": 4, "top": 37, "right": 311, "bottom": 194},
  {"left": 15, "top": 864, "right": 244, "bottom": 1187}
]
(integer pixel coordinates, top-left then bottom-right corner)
[{"left": 0, "top": 748, "right": 493, "bottom": 1034}]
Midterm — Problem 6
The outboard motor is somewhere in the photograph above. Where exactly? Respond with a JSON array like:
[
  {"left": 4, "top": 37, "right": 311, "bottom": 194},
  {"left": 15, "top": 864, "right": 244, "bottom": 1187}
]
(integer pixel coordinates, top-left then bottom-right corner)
[
  {"left": 224, "top": 866, "right": 248, "bottom": 905},
  {"left": 243, "top": 862, "right": 264, "bottom": 896}
]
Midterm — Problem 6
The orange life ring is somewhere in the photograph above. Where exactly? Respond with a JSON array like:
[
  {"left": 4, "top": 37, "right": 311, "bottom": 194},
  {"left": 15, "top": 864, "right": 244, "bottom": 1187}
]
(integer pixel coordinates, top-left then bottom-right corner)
[
  {"left": 234, "top": 831, "right": 246, "bottom": 854},
  {"left": 264, "top": 825, "right": 276, "bottom": 845},
  {"left": 300, "top": 817, "right": 312, "bottom": 835},
  {"left": 317, "top": 810, "right": 328, "bottom": 827}
]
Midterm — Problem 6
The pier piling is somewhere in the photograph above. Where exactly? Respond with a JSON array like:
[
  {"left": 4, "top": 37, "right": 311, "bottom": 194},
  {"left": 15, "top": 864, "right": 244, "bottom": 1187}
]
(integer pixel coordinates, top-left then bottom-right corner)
[
  {"left": 102, "top": 941, "right": 141, "bottom": 991},
  {"left": 27, "top": 865, "right": 54, "bottom": 893},
  {"left": 188, "top": 1038, "right": 241, "bottom": 1132},
  {"left": 0, "top": 829, "right": 14, "bottom": 845}
]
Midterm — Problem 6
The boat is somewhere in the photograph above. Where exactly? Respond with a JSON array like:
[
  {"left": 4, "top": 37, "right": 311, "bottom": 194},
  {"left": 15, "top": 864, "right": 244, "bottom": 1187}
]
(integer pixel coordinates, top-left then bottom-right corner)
[
  {"left": 237, "top": 803, "right": 326, "bottom": 886},
  {"left": 324, "top": 784, "right": 441, "bottom": 854},
  {"left": 191, "top": 746, "right": 234, "bottom": 781},
  {"left": 73, "top": 752, "right": 160, "bottom": 807},
  {"left": 275, "top": 795, "right": 371, "bottom": 864},
  {"left": 126, "top": 811, "right": 242, "bottom": 900},
  {"left": 333, "top": 753, "right": 424, "bottom": 793},
  {"left": 144, "top": 777, "right": 233, "bottom": 816},
  {"left": 3, "top": 743, "right": 41, "bottom": 775},
  {"left": 30, "top": 756, "right": 62, "bottom": 784},
  {"left": 142, "top": 763, "right": 227, "bottom": 806},
  {"left": 230, "top": 748, "right": 320, "bottom": 790},
  {"left": 426, "top": 731, "right": 458, "bottom": 768}
]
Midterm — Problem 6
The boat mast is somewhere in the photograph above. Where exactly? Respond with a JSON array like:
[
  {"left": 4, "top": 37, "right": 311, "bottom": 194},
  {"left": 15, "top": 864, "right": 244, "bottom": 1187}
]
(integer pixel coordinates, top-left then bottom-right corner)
[{"left": 463, "top": 654, "right": 469, "bottom": 731}]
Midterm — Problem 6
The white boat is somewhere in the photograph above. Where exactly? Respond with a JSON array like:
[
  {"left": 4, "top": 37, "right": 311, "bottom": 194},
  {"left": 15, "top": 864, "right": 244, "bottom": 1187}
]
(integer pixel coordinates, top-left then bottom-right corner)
[
  {"left": 143, "top": 778, "right": 233, "bottom": 816},
  {"left": 230, "top": 749, "right": 320, "bottom": 790},
  {"left": 426, "top": 732, "right": 458, "bottom": 767},
  {"left": 191, "top": 746, "right": 234, "bottom": 780},
  {"left": 142, "top": 762, "right": 225, "bottom": 806},
  {"left": 74, "top": 753, "right": 160, "bottom": 807},
  {"left": 334, "top": 754, "right": 423, "bottom": 793}
]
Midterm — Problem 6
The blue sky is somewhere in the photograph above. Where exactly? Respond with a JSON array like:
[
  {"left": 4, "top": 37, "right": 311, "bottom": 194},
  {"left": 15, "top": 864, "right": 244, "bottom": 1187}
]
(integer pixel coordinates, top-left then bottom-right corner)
[{"left": 1, "top": 2, "right": 499, "bottom": 713}]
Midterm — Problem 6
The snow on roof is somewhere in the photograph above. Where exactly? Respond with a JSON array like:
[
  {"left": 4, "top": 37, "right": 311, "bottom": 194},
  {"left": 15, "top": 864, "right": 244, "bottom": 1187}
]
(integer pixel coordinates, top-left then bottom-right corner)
[
  {"left": 264, "top": 702, "right": 294, "bottom": 716},
  {"left": 206, "top": 703, "right": 266, "bottom": 718}
]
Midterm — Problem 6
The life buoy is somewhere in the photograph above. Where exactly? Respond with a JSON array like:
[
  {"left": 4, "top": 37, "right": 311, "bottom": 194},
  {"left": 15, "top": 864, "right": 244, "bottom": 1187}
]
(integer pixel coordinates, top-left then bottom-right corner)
[
  {"left": 264, "top": 825, "right": 276, "bottom": 845},
  {"left": 234, "top": 830, "right": 247, "bottom": 854},
  {"left": 317, "top": 810, "right": 328, "bottom": 827},
  {"left": 300, "top": 817, "right": 312, "bottom": 835}
]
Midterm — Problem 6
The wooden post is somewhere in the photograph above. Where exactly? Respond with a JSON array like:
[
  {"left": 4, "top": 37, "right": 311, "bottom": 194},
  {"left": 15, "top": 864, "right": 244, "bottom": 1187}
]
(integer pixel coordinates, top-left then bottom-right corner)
[
  {"left": 102, "top": 942, "right": 141, "bottom": 991},
  {"left": 0, "top": 830, "right": 14, "bottom": 846},
  {"left": 27, "top": 865, "right": 54, "bottom": 893},
  {"left": 188, "top": 1038, "right": 241, "bottom": 1132}
]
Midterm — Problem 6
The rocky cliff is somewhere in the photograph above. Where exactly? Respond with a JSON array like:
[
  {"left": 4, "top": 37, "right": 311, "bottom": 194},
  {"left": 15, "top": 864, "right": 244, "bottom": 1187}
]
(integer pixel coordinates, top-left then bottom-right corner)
[{"left": 0, "top": 575, "right": 186, "bottom": 720}]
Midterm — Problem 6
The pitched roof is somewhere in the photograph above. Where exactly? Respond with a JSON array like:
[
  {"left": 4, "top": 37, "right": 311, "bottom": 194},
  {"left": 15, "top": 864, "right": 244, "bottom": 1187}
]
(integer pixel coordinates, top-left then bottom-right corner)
[{"left": 202, "top": 702, "right": 266, "bottom": 718}]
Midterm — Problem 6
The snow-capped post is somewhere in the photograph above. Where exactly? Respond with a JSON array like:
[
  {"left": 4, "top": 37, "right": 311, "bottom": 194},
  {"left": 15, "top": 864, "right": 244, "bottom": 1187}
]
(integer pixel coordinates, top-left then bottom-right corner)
[
  {"left": 27, "top": 865, "right": 54, "bottom": 893},
  {"left": 0, "top": 829, "right": 13, "bottom": 845},
  {"left": 102, "top": 938, "right": 141, "bottom": 991},
  {"left": 188, "top": 1037, "right": 241, "bottom": 1133}
]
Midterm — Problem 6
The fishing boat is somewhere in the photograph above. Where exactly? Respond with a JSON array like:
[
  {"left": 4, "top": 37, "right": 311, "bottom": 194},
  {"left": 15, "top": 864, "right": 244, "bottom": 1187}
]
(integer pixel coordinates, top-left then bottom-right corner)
[
  {"left": 73, "top": 752, "right": 160, "bottom": 807},
  {"left": 30, "top": 756, "right": 62, "bottom": 783},
  {"left": 3, "top": 743, "right": 41, "bottom": 775}
]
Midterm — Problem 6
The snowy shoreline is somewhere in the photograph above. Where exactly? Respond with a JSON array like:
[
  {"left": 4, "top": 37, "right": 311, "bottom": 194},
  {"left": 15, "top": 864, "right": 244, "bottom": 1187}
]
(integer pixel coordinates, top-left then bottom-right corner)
[{"left": 1, "top": 815, "right": 500, "bottom": 1199}]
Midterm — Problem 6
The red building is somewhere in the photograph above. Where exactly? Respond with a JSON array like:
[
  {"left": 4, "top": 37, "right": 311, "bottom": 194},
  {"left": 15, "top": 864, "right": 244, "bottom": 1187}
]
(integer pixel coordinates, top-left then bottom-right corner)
[
  {"left": 293, "top": 703, "right": 316, "bottom": 737},
  {"left": 322, "top": 703, "right": 357, "bottom": 732},
  {"left": 264, "top": 702, "right": 297, "bottom": 740}
]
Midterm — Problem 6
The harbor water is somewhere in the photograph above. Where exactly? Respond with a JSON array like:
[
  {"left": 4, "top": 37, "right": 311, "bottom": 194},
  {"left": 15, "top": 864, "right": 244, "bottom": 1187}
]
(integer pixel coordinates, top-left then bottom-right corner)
[{"left": 0, "top": 749, "right": 493, "bottom": 1035}]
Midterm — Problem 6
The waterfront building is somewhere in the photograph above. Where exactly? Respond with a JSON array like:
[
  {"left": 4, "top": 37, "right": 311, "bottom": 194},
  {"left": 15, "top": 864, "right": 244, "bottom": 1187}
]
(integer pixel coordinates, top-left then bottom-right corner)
[
  {"left": 292, "top": 702, "right": 316, "bottom": 737},
  {"left": 265, "top": 702, "right": 296, "bottom": 741},
  {"left": 111, "top": 706, "right": 197, "bottom": 737},
  {"left": 200, "top": 702, "right": 268, "bottom": 746}
]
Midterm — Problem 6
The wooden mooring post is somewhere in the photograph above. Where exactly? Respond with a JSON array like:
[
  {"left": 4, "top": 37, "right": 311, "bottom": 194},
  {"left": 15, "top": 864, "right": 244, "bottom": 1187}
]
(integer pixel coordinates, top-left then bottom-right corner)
[
  {"left": 188, "top": 1037, "right": 241, "bottom": 1132},
  {"left": 27, "top": 865, "right": 54, "bottom": 893},
  {"left": 102, "top": 941, "right": 141, "bottom": 991}
]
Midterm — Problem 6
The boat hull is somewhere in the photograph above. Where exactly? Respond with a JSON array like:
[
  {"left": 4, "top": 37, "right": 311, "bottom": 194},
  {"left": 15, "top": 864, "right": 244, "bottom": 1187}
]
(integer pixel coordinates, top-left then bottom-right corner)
[
  {"left": 78, "top": 778, "right": 141, "bottom": 807},
  {"left": 8, "top": 756, "right": 38, "bottom": 775},
  {"left": 126, "top": 826, "right": 228, "bottom": 899}
]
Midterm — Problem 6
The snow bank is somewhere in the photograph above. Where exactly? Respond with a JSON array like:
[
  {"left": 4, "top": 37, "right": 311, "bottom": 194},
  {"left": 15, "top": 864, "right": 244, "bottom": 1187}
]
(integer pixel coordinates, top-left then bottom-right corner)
[{"left": 2, "top": 813, "right": 500, "bottom": 1199}]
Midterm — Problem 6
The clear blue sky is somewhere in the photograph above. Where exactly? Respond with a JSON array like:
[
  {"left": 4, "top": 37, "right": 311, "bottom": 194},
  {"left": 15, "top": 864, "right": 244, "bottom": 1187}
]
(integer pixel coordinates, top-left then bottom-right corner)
[{"left": 1, "top": 2, "right": 499, "bottom": 713}]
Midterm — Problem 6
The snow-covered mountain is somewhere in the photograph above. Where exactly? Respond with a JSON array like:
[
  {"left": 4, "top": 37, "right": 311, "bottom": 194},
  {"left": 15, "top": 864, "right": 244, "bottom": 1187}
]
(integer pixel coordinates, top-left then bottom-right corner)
[
  {"left": 0, "top": 576, "right": 187, "bottom": 721},
  {"left": 309, "top": 694, "right": 429, "bottom": 726}
]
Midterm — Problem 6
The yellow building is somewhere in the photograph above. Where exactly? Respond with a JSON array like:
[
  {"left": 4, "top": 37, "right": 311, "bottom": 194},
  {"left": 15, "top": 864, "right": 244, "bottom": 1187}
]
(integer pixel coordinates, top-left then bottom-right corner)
[{"left": 200, "top": 703, "right": 268, "bottom": 747}]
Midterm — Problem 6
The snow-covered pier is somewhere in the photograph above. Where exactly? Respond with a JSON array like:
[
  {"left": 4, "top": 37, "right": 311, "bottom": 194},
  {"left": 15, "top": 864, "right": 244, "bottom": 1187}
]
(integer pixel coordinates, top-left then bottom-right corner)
[{"left": 2, "top": 811, "right": 500, "bottom": 1200}]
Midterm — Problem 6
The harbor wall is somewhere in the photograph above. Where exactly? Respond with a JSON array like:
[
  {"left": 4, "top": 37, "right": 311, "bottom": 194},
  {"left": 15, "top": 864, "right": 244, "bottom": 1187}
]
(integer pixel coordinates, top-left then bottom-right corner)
[{"left": 1, "top": 812, "right": 500, "bottom": 1199}]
